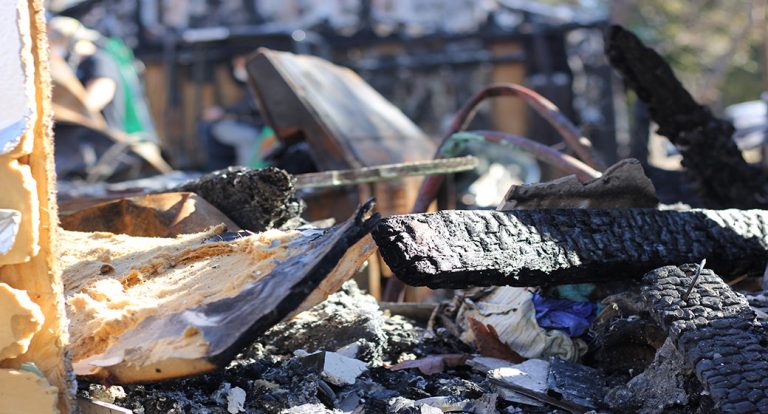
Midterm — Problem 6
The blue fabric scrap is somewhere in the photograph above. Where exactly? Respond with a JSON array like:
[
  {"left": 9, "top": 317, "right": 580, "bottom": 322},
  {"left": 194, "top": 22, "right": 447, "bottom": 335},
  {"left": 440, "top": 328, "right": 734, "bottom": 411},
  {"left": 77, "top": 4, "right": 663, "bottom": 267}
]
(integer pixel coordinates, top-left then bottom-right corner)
[{"left": 533, "top": 293, "right": 595, "bottom": 337}]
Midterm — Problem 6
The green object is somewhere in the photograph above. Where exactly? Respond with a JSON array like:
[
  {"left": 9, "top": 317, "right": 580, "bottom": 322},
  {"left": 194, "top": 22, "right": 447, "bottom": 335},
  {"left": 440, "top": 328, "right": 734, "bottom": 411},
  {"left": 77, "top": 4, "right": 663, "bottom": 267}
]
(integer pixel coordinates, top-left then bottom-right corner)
[
  {"left": 19, "top": 362, "right": 45, "bottom": 378},
  {"left": 102, "top": 38, "right": 156, "bottom": 139},
  {"left": 556, "top": 283, "right": 595, "bottom": 303},
  {"left": 438, "top": 132, "right": 485, "bottom": 158},
  {"left": 248, "top": 126, "right": 274, "bottom": 169}
]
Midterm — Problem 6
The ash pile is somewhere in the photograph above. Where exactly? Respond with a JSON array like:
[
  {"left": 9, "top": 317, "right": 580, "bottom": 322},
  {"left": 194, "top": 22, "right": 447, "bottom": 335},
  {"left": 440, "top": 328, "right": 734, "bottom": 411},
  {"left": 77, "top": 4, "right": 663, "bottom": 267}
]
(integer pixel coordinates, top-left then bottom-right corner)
[{"left": 60, "top": 25, "right": 768, "bottom": 414}]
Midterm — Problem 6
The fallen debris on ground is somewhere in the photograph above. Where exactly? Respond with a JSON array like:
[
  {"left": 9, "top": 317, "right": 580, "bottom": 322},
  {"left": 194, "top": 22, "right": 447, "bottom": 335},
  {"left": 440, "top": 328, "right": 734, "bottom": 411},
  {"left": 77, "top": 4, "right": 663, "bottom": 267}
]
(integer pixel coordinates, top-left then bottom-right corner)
[
  {"left": 373, "top": 208, "right": 768, "bottom": 288},
  {"left": 498, "top": 158, "right": 658, "bottom": 210},
  {"left": 63, "top": 202, "right": 379, "bottom": 383}
]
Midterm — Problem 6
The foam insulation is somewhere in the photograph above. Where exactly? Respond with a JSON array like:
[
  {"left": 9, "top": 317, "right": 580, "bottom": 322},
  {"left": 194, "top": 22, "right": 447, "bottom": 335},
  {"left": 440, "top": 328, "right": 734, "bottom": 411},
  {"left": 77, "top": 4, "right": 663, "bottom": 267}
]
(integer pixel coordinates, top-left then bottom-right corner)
[
  {"left": 0, "top": 282, "right": 44, "bottom": 360},
  {"left": 0, "top": 0, "right": 36, "bottom": 156},
  {"left": 0, "top": 369, "right": 58, "bottom": 413},
  {"left": 0, "top": 159, "right": 39, "bottom": 265}
]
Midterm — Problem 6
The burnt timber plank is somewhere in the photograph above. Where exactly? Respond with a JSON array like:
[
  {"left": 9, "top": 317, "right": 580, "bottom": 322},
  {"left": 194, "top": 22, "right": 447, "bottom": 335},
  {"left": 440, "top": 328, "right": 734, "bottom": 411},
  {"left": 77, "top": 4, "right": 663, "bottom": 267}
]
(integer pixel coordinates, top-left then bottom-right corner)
[
  {"left": 372, "top": 209, "right": 768, "bottom": 288},
  {"left": 606, "top": 26, "right": 768, "bottom": 209},
  {"left": 641, "top": 265, "right": 768, "bottom": 413}
]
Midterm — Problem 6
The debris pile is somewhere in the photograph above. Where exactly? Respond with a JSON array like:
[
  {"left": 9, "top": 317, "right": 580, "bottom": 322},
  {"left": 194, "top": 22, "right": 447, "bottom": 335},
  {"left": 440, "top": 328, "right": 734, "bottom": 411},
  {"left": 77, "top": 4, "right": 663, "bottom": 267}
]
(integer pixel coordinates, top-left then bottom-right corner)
[
  {"left": 32, "top": 23, "right": 768, "bottom": 414},
  {"left": 65, "top": 28, "right": 768, "bottom": 414}
]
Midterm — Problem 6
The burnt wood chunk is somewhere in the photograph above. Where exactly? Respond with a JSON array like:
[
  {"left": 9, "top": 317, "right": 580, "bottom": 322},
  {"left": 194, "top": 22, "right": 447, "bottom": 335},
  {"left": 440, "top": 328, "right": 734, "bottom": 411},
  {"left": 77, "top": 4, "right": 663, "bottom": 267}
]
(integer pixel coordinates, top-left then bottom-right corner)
[
  {"left": 641, "top": 265, "right": 768, "bottom": 413},
  {"left": 372, "top": 209, "right": 768, "bottom": 288},
  {"left": 176, "top": 166, "right": 303, "bottom": 231},
  {"left": 606, "top": 26, "right": 768, "bottom": 209}
]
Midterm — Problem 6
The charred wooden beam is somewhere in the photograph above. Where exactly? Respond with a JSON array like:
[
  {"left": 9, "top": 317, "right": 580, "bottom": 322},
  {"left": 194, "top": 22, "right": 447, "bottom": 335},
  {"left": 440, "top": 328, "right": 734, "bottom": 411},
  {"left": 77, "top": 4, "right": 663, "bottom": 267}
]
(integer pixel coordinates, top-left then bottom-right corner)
[
  {"left": 605, "top": 25, "right": 768, "bottom": 209},
  {"left": 641, "top": 265, "right": 768, "bottom": 413},
  {"left": 372, "top": 209, "right": 768, "bottom": 288}
]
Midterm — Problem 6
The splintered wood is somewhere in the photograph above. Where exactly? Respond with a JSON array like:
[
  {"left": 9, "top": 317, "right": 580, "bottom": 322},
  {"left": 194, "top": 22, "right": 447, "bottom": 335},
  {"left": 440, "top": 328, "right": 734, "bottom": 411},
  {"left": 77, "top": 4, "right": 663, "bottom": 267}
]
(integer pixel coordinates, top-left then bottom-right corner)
[
  {"left": 0, "top": 0, "right": 71, "bottom": 412},
  {"left": 62, "top": 204, "right": 379, "bottom": 384}
]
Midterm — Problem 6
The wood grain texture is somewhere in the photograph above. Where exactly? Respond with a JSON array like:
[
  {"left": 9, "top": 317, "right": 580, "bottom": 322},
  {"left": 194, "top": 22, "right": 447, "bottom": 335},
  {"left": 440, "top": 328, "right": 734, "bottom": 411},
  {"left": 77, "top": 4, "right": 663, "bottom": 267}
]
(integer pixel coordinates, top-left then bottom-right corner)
[{"left": 0, "top": 1, "right": 73, "bottom": 411}]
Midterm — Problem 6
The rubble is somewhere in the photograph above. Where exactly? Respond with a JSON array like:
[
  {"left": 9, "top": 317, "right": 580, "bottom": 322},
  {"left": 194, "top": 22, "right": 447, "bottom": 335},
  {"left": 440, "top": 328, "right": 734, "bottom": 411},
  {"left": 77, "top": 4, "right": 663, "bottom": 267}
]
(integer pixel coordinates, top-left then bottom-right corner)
[
  {"left": 641, "top": 265, "right": 768, "bottom": 412},
  {"left": 604, "top": 338, "right": 693, "bottom": 413},
  {"left": 373, "top": 208, "right": 768, "bottom": 288},
  {"left": 498, "top": 158, "right": 658, "bottom": 210},
  {"left": 91, "top": 281, "right": 497, "bottom": 413},
  {"left": 63, "top": 202, "right": 379, "bottom": 383},
  {"left": 298, "top": 351, "right": 368, "bottom": 386},
  {"left": 261, "top": 278, "right": 419, "bottom": 365},
  {"left": 8, "top": 6, "right": 768, "bottom": 412},
  {"left": 176, "top": 167, "right": 304, "bottom": 232}
]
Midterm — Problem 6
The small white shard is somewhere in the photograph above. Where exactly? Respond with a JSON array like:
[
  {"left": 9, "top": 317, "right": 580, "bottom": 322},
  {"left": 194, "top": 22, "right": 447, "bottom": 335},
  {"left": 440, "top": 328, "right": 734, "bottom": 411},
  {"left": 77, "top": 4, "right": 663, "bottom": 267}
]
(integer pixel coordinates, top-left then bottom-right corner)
[
  {"left": 414, "top": 396, "right": 472, "bottom": 411},
  {"left": 418, "top": 404, "right": 442, "bottom": 414},
  {"left": 467, "top": 356, "right": 515, "bottom": 373},
  {"left": 301, "top": 351, "right": 367, "bottom": 386},
  {"left": 489, "top": 358, "right": 550, "bottom": 394},
  {"left": 492, "top": 384, "right": 544, "bottom": 407},
  {"left": 227, "top": 386, "right": 246, "bottom": 414},
  {"left": 335, "top": 342, "right": 360, "bottom": 359},
  {"left": 0, "top": 209, "right": 20, "bottom": 254},
  {"left": 320, "top": 351, "right": 367, "bottom": 386},
  {"left": 489, "top": 358, "right": 551, "bottom": 406}
]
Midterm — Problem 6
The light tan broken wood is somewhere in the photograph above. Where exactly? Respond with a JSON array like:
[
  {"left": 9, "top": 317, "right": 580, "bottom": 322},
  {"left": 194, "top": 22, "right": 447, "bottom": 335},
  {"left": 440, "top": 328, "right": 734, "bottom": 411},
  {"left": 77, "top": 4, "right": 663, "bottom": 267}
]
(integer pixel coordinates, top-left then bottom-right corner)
[
  {"left": 0, "top": 283, "right": 44, "bottom": 360},
  {"left": 0, "top": 1, "right": 73, "bottom": 412},
  {"left": 0, "top": 369, "right": 59, "bottom": 413},
  {"left": 0, "top": 159, "right": 40, "bottom": 265},
  {"left": 497, "top": 158, "right": 658, "bottom": 210},
  {"left": 62, "top": 204, "right": 378, "bottom": 384}
]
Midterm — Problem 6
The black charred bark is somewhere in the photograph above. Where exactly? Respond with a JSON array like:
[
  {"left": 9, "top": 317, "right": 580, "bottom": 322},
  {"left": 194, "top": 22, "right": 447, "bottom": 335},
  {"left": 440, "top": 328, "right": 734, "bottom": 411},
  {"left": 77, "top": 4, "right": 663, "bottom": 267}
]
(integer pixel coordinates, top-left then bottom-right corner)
[
  {"left": 605, "top": 25, "right": 768, "bottom": 209},
  {"left": 642, "top": 265, "right": 768, "bottom": 413},
  {"left": 372, "top": 209, "right": 768, "bottom": 288},
  {"left": 175, "top": 166, "right": 304, "bottom": 231}
]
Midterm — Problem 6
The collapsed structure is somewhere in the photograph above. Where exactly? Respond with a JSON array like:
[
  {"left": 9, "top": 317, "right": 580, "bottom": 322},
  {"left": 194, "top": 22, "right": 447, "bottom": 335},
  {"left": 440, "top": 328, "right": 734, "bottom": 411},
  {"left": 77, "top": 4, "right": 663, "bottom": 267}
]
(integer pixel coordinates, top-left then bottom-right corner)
[{"left": 2, "top": 1, "right": 768, "bottom": 411}]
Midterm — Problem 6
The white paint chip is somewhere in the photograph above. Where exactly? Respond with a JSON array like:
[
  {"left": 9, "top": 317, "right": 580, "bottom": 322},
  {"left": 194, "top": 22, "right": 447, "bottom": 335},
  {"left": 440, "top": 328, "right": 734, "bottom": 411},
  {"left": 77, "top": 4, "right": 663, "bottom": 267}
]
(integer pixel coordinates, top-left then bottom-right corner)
[
  {"left": 0, "top": 209, "right": 20, "bottom": 255},
  {"left": 321, "top": 351, "right": 367, "bottom": 386},
  {"left": 227, "top": 386, "right": 246, "bottom": 413}
]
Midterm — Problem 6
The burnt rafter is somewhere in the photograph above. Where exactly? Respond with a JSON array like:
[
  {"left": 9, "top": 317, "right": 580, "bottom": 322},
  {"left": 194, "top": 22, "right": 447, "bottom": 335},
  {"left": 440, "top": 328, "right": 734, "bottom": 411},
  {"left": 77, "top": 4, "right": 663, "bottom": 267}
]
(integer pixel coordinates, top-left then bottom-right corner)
[{"left": 372, "top": 208, "right": 768, "bottom": 288}]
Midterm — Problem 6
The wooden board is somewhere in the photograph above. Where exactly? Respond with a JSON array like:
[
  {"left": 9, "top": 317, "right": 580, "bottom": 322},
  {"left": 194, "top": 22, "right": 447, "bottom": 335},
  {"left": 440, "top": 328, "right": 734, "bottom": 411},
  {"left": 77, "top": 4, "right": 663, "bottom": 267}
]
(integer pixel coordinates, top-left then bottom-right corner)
[
  {"left": 66, "top": 203, "right": 379, "bottom": 384},
  {"left": 247, "top": 48, "right": 436, "bottom": 171},
  {"left": 0, "top": 0, "right": 73, "bottom": 411}
]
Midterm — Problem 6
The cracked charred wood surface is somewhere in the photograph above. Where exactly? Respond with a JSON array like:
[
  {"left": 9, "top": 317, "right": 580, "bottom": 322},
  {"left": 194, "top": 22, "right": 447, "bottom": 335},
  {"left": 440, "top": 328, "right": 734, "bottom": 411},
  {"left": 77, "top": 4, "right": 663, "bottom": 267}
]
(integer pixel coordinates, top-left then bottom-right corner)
[
  {"left": 372, "top": 209, "right": 768, "bottom": 288},
  {"left": 175, "top": 166, "right": 303, "bottom": 231},
  {"left": 606, "top": 26, "right": 768, "bottom": 209},
  {"left": 642, "top": 265, "right": 768, "bottom": 413}
]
